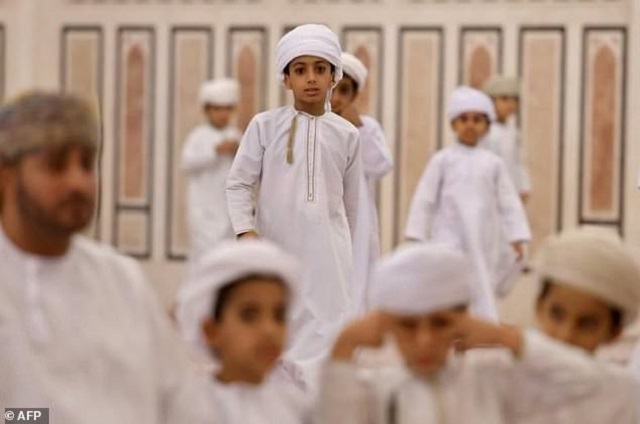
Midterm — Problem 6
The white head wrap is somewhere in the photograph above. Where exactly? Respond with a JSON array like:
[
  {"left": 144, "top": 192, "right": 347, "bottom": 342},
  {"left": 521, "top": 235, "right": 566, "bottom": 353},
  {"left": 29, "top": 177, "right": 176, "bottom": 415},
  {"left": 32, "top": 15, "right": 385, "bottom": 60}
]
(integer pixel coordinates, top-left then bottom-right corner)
[
  {"left": 199, "top": 78, "right": 239, "bottom": 106},
  {"left": 341, "top": 52, "right": 368, "bottom": 89},
  {"left": 535, "top": 228, "right": 640, "bottom": 326},
  {"left": 369, "top": 243, "right": 473, "bottom": 315},
  {"left": 177, "top": 240, "right": 300, "bottom": 356},
  {"left": 275, "top": 24, "right": 343, "bottom": 84},
  {"left": 483, "top": 75, "right": 521, "bottom": 97},
  {"left": 447, "top": 86, "right": 497, "bottom": 122}
]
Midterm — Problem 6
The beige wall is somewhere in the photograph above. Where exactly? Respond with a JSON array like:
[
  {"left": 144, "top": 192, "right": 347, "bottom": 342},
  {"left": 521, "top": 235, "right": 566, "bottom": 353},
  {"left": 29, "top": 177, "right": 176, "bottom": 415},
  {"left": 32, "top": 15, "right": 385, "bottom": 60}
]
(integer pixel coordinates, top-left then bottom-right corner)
[{"left": 2, "top": 0, "right": 638, "bottom": 322}]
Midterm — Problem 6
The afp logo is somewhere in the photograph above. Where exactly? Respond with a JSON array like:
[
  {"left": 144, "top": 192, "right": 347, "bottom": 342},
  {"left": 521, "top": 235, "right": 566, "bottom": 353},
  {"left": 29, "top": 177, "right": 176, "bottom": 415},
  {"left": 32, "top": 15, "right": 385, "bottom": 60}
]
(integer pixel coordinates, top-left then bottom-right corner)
[{"left": 4, "top": 409, "right": 48, "bottom": 424}]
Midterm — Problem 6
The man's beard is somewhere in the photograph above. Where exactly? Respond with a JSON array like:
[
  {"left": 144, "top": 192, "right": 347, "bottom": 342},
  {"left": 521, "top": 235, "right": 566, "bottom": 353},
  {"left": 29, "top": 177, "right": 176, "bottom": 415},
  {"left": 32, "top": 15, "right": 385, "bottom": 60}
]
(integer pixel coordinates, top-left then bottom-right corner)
[{"left": 16, "top": 176, "right": 95, "bottom": 237}]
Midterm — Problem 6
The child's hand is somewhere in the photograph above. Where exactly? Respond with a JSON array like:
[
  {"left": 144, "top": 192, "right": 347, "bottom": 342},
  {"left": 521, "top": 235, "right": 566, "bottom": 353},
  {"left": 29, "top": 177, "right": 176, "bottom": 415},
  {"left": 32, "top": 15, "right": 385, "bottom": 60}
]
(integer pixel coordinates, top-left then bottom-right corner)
[
  {"left": 454, "top": 316, "right": 523, "bottom": 356},
  {"left": 216, "top": 140, "right": 239, "bottom": 156},
  {"left": 511, "top": 242, "right": 524, "bottom": 261},
  {"left": 331, "top": 312, "right": 389, "bottom": 362},
  {"left": 337, "top": 104, "right": 363, "bottom": 128}
]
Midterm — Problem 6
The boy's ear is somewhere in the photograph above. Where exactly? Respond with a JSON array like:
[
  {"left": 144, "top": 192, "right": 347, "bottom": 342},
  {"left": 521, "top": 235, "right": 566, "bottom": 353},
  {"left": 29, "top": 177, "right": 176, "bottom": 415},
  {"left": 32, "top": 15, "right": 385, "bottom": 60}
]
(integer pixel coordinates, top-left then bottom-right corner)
[
  {"left": 283, "top": 75, "right": 292, "bottom": 90},
  {"left": 202, "top": 318, "right": 220, "bottom": 350}
]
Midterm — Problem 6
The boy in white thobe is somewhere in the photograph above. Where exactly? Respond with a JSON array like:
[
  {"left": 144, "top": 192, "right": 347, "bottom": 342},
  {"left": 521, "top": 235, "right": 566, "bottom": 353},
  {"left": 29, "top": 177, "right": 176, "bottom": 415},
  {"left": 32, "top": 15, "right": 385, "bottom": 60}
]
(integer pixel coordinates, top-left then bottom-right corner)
[
  {"left": 182, "top": 79, "right": 242, "bottom": 264},
  {"left": 482, "top": 76, "right": 531, "bottom": 203},
  {"left": 0, "top": 93, "right": 204, "bottom": 424},
  {"left": 517, "top": 228, "right": 640, "bottom": 424},
  {"left": 177, "top": 241, "right": 309, "bottom": 424},
  {"left": 226, "top": 24, "right": 364, "bottom": 391},
  {"left": 331, "top": 52, "right": 393, "bottom": 312},
  {"left": 317, "top": 243, "right": 635, "bottom": 424},
  {"left": 405, "top": 87, "right": 531, "bottom": 320}
]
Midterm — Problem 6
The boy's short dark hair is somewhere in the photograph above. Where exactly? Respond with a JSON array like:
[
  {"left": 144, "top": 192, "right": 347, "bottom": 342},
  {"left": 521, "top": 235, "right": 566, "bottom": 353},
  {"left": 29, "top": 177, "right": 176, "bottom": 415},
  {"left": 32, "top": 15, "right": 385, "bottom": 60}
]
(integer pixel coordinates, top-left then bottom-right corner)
[
  {"left": 212, "top": 273, "right": 287, "bottom": 322},
  {"left": 343, "top": 74, "right": 359, "bottom": 93},
  {"left": 537, "top": 278, "right": 623, "bottom": 333},
  {"left": 283, "top": 61, "right": 336, "bottom": 76}
]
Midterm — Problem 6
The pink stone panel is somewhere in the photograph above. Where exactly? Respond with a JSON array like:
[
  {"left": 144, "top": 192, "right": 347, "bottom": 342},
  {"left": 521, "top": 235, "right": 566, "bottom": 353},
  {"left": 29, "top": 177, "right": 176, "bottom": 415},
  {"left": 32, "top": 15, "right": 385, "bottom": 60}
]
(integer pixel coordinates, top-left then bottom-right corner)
[
  {"left": 589, "top": 47, "right": 616, "bottom": 212},
  {"left": 520, "top": 31, "right": 563, "bottom": 254},
  {"left": 396, "top": 30, "right": 442, "bottom": 242}
]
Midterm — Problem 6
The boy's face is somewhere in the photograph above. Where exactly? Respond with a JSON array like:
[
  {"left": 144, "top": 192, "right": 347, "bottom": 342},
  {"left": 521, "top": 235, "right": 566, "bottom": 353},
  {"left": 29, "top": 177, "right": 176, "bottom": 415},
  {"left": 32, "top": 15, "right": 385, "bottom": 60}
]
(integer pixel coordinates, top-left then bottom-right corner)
[
  {"left": 1, "top": 145, "right": 97, "bottom": 236},
  {"left": 493, "top": 96, "right": 519, "bottom": 122},
  {"left": 204, "top": 105, "right": 234, "bottom": 129},
  {"left": 330, "top": 75, "right": 357, "bottom": 114},
  {"left": 451, "top": 112, "right": 490, "bottom": 146},
  {"left": 536, "top": 282, "right": 621, "bottom": 353},
  {"left": 388, "top": 308, "right": 467, "bottom": 378},
  {"left": 203, "top": 278, "right": 289, "bottom": 383},
  {"left": 284, "top": 56, "right": 334, "bottom": 106}
]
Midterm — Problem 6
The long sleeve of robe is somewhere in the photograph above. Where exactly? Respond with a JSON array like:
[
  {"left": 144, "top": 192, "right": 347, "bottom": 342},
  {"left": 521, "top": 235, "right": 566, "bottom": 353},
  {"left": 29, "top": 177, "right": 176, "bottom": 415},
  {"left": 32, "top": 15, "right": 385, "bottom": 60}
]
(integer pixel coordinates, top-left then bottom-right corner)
[
  {"left": 0, "top": 227, "right": 207, "bottom": 424},
  {"left": 404, "top": 142, "right": 531, "bottom": 319},
  {"left": 351, "top": 115, "right": 394, "bottom": 314},
  {"left": 316, "top": 330, "right": 637, "bottom": 424},
  {"left": 482, "top": 122, "right": 531, "bottom": 195},
  {"left": 226, "top": 106, "right": 364, "bottom": 390},
  {"left": 181, "top": 125, "right": 242, "bottom": 262}
]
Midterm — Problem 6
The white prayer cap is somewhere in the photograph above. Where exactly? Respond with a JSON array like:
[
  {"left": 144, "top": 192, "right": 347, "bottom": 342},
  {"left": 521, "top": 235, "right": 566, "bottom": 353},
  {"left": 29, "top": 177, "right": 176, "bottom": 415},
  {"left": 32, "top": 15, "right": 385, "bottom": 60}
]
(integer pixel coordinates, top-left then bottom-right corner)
[
  {"left": 177, "top": 240, "right": 300, "bottom": 355},
  {"left": 535, "top": 228, "right": 640, "bottom": 326},
  {"left": 199, "top": 78, "right": 239, "bottom": 106},
  {"left": 369, "top": 243, "right": 473, "bottom": 315},
  {"left": 341, "top": 52, "right": 368, "bottom": 89},
  {"left": 483, "top": 75, "right": 521, "bottom": 97},
  {"left": 447, "top": 86, "right": 497, "bottom": 122},
  {"left": 275, "top": 24, "right": 343, "bottom": 84}
]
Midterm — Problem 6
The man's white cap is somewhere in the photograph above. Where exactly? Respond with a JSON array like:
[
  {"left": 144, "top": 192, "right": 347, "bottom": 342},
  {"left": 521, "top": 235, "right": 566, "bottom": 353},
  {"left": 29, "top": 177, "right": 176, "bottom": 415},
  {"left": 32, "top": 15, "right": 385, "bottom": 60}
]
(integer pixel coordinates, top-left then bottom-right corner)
[
  {"left": 447, "top": 86, "right": 497, "bottom": 122},
  {"left": 275, "top": 24, "right": 343, "bottom": 84},
  {"left": 535, "top": 228, "right": 640, "bottom": 326},
  {"left": 199, "top": 78, "right": 239, "bottom": 107},
  {"left": 341, "top": 52, "right": 368, "bottom": 89},
  {"left": 177, "top": 240, "right": 300, "bottom": 356},
  {"left": 369, "top": 243, "right": 473, "bottom": 315},
  {"left": 483, "top": 75, "right": 521, "bottom": 97}
]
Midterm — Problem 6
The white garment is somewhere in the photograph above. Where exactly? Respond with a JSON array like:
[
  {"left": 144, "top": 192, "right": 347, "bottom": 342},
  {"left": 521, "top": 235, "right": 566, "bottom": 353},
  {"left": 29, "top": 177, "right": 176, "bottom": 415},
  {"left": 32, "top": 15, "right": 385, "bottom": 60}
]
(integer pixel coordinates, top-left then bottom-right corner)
[
  {"left": 405, "top": 141, "right": 531, "bottom": 319},
  {"left": 631, "top": 342, "right": 640, "bottom": 417},
  {"left": 316, "top": 331, "right": 638, "bottom": 424},
  {"left": 481, "top": 121, "right": 532, "bottom": 194},
  {"left": 226, "top": 105, "right": 363, "bottom": 390},
  {"left": 352, "top": 115, "right": 393, "bottom": 312},
  {"left": 0, "top": 226, "right": 204, "bottom": 424},
  {"left": 195, "top": 375, "right": 309, "bottom": 424},
  {"left": 182, "top": 124, "right": 242, "bottom": 263},
  {"left": 516, "top": 356, "right": 639, "bottom": 424}
]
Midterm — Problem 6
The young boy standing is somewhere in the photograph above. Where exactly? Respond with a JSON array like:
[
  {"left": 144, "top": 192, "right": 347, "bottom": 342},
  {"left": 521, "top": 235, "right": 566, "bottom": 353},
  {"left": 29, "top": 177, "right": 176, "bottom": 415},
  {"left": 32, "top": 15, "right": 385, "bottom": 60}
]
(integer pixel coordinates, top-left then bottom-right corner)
[
  {"left": 405, "top": 87, "right": 531, "bottom": 320},
  {"left": 182, "top": 79, "right": 242, "bottom": 263},
  {"left": 226, "top": 24, "right": 363, "bottom": 391},
  {"left": 518, "top": 228, "right": 640, "bottom": 423},
  {"left": 317, "top": 243, "right": 637, "bottom": 423},
  {"left": 331, "top": 52, "right": 394, "bottom": 310},
  {"left": 482, "top": 76, "right": 531, "bottom": 203}
]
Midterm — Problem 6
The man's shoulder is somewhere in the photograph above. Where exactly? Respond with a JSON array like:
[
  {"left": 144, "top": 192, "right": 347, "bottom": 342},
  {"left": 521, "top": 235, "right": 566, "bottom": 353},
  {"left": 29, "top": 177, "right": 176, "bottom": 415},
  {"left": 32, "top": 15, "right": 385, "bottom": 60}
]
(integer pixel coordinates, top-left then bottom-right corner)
[{"left": 73, "top": 236, "right": 143, "bottom": 280}]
